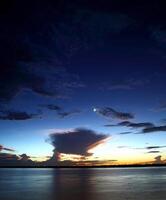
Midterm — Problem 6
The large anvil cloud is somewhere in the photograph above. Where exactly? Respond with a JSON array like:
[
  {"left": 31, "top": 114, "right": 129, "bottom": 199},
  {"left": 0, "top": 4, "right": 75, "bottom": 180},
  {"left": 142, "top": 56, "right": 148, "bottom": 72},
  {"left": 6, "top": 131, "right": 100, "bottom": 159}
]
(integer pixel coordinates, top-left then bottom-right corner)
[{"left": 48, "top": 128, "right": 109, "bottom": 157}]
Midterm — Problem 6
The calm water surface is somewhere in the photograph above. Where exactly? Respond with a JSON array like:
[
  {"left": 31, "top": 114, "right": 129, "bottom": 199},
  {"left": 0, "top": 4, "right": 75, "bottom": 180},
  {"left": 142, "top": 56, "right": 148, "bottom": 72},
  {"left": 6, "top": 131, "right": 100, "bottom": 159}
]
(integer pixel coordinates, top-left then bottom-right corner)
[{"left": 0, "top": 167, "right": 166, "bottom": 200}]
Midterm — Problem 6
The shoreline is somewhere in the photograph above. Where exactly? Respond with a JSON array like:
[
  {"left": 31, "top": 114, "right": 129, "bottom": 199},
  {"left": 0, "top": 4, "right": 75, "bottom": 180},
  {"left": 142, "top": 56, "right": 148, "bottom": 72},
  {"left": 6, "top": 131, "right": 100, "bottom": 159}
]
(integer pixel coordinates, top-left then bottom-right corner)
[{"left": 0, "top": 164, "right": 166, "bottom": 168}]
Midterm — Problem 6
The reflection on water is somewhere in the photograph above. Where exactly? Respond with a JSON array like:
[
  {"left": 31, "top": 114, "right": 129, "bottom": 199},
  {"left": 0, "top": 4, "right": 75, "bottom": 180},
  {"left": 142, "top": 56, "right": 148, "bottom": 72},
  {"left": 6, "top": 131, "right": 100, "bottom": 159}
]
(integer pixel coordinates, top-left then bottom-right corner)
[{"left": 0, "top": 167, "right": 166, "bottom": 200}]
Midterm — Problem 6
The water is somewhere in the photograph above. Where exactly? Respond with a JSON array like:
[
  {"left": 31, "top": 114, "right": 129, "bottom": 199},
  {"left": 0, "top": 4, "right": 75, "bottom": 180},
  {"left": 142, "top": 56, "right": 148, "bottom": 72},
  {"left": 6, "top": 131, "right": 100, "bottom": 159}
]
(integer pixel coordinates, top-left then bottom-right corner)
[{"left": 0, "top": 167, "right": 166, "bottom": 200}]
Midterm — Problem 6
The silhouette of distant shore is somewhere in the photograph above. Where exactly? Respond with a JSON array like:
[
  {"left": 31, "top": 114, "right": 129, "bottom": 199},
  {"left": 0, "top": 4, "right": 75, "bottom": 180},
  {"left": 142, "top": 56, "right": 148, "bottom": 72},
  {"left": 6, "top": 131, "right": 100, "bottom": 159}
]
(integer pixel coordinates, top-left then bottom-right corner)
[{"left": 0, "top": 164, "right": 166, "bottom": 168}]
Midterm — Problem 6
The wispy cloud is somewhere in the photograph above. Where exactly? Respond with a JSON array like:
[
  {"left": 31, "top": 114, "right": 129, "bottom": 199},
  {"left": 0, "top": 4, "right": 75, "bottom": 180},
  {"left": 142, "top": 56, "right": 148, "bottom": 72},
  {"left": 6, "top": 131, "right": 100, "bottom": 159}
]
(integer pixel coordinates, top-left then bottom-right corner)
[
  {"left": 0, "top": 145, "right": 15, "bottom": 152},
  {"left": 40, "top": 104, "right": 62, "bottom": 111},
  {"left": 152, "top": 102, "right": 166, "bottom": 112},
  {"left": 39, "top": 104, "right": 81, "bottom": 118},
  {"left": 141, "top": 125, "right": 166, "bottom": 134},
  {"left": 119, "top": 132, "right": 133, "bottom": 135},
  {"left": 147, "top": 151, "right": 160, "bottom": 154},
  {"left": 105, "top": 121, "right": 154, "bottom": 129},
  {"left": 146, "top": 146, "right": 166, "bottom": 150},
  {"left": 100, "top": 79, "right": 149, "bottom": 91},
  {"left": 0, "top": 110, "right": 40, "bottom": 120},
  {"left": 57, "top": 110, "right": 81, "bottom": 118},
  {"left": 94, "top": 107, "right": 134, "bottom": 120}
]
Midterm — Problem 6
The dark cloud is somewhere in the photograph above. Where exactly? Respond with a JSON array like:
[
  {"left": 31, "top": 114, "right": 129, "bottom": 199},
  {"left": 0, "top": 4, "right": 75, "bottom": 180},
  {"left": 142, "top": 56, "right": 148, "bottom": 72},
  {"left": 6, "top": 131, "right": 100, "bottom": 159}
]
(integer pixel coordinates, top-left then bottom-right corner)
[
  {"left": 159, "top": 103, "right": 166, "bottom": 111},
  {"left": 40, "top": 104, "right": 81, "bottom": 118},
  {"left": 57, "top": 110, "right": 81, "bottom": 118},
  {"left": 152, "top": 102, "right": 166, "bottom": 112},
  {"left": 0, "top": 2, "right": 132, "bottom": 104},
  {"left": 0, "top": 153, "right": 19, "bottom": 161},
  {"left": 151, "top": 28, "right": 166, "bottom": 49},
  {"left": 48, "top": 128, "right": 109, "bottom": 157},
  {"left": 94, "top": 107, "right": 134, "bottom": 121},
  {"left": 117, "top": 146, "right": 129, "bottom": 149},
  {"left": 141, "top": 125, "right": 166, "bottom": 134},
  {"left": 161, "top": 119, "right": 166, "bottom": 124},
  {"left": 147, "top": 151, "right": 160, "bottom": 154},
  {"left": 101, "top": 79, "right": 149, "bottom": 91},
  {"left": 124, "top": 122, "right": 154, "bottom": 128},
  {"left": 0, "top": 145, "right": 15, "bottom": 152},
  {"left": 0, "top": 110, "right": 39, "bottom": 120},
  {"left": 146, "top": 146, "right": 166, "bottom": 150},
  {"left": 153, "top": 155, "right": 165, "bottom": 164},
  {"left": 0, "top": 152, "right": 35, "bottom": 166},
  {"left": 19, "top": 154, "right": 31, "bottom": 161},
  {"left": 105, "top": 121, "right": 154, "bottom": 129},
  {"left": 106, "top": 121, "right": 166, "bottom": 134},
  {"left": 40, "top": 104, "right": 62, "bottom": 111},
  {"left": 119, "top": 132, "right": 132, "bottom": 135},
  {"left": 116, "top": 145, "right": 166, "bottom": 152},
  {"left": 74, "top": 159, "right": 118, "bottom": 166}
]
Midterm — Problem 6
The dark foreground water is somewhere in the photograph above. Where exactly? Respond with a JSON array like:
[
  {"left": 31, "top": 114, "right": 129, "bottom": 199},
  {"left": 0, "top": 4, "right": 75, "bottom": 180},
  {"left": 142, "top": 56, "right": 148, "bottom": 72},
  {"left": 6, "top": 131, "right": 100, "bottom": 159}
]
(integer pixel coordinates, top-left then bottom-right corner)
[{"left": 0, "top": 167, "right": 166, "bottom": 200}]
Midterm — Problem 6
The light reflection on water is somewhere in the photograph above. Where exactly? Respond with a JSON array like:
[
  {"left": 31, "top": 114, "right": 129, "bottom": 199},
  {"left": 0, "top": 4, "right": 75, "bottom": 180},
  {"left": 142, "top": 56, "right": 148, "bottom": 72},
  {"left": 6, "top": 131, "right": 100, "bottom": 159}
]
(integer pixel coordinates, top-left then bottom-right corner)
[{"left": 0, "top": 167, "right": 166, "bottom": 200}]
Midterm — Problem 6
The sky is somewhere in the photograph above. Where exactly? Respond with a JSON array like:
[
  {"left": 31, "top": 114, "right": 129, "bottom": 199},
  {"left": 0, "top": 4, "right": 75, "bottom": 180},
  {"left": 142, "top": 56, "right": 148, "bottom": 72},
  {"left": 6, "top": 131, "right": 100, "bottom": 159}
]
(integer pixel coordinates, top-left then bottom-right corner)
[{"left": 0, "top": 0, "right": 166, "bottom": 166}]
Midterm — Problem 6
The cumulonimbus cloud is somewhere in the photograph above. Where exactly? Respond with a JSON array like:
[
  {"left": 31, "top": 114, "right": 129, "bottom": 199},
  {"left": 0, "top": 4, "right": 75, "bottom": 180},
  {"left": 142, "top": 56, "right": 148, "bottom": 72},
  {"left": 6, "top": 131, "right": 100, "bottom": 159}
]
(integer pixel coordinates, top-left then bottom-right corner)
[
  {"left": 153, "top": 155, "right": 166, "bottom": 164},
  {"left": 48, "top": 128, "right": 109, "bottom": 157}
]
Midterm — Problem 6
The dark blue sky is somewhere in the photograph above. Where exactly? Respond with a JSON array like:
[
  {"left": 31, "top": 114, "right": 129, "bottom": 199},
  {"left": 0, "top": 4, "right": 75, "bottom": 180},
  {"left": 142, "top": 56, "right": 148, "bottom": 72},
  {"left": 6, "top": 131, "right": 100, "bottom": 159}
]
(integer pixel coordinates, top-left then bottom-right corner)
[{"left": 0, "top": 0, "right": 166, "bottom": 165}]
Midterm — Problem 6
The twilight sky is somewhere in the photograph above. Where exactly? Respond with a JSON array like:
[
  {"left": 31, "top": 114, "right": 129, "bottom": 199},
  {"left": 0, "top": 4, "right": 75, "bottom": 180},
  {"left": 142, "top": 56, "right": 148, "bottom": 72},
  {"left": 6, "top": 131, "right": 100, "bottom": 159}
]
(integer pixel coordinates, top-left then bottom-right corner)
[{"left": 0, "top": 0, "right": 166, "bottom": 166}]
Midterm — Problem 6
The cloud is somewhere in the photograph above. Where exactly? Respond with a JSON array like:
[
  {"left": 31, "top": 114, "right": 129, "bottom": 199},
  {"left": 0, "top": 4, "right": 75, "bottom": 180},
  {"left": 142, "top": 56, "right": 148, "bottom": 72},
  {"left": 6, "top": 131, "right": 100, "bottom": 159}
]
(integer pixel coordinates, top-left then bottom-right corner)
[
  {"left": 117, "top": 146, "right": 129, "bottom": 149},
  {"left": 73, "top": 159, "right": 118, "bottom": 166},
  {"left": 40, "top": 104, "right": 62, "bottom": 111},
  {"left": 141, "top": 125, "right": 166, "bottom": 134},
  {"left": 48, "top": 128, "right": 109, "bottom": 157},
  {"left": 119, "top": 132, "right": 132, "bottom": 135},
  {"left": 57, "top": 110, "right": 81, "bottom": 118},
  {"left": 147, "top": 151, "right": 160, "bottom": 154},
  {"left": 94, "top": 107, "right": 134, "bottom": 120},
  {"left": 19, "top": 154, "right": 31, "bottom": 161},
  {"left": 151, "top": 28, "right": 166, "bottom": 48},
  {"left": 117, "top": 145, "right": 166, "bottom": 152},
  {"left": 160, "top": 119, "right": 166, "bottom": 124},
  {"left": 100, "top": 79, "right": 149, "bottom": 91},
  {"left": 105, "top": 121, "right": 166, "bottom": 134},
  {"left": 0, "top": 152, "right": 35, "bottom": 166},
  {"left": 153, "top": 155, "right": 165, "bottom": 164},
  {"left": 105, "top": 121, "right": 154, "bottom": 129},
  {"left": 0, "top": 34, "right": 83, "bottom": 104},
  {"left": 153, "top": 103, "right": 166, "bottom": 112},
  {"left": 0, "top": 2, "right": 133, "bottom": 104},
  {"left": 146, "top": 146, "right": 166, "bottom": 150},
  {"left": 0, "top": 145, "right": 15, "bottom": 152},
  {"left": 0, "top": 110, "right": 39, "bottom": 120},
  {"left": 0, "top": 153, "right": 19, "bottom": 161},
  {"left": 39, "top": 104, "right": 81, "bottom": 118},
  {"left": 123, "top": 121, "right": 154, "bottom": 128}
]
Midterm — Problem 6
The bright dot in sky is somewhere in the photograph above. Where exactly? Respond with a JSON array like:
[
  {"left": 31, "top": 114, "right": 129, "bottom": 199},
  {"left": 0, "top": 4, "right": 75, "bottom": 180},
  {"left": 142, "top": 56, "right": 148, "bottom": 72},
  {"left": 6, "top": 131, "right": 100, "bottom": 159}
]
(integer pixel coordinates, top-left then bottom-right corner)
[{"left": 93, "top": 108, "right": 97, "bottom": 112}]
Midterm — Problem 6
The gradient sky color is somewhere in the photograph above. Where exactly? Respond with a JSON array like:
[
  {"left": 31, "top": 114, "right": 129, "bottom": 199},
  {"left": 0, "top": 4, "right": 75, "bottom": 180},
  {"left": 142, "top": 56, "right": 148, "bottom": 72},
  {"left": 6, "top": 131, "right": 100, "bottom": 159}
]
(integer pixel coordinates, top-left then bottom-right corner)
[{"left": 0, "top": 0, "right": 166, "bottom": 166}]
